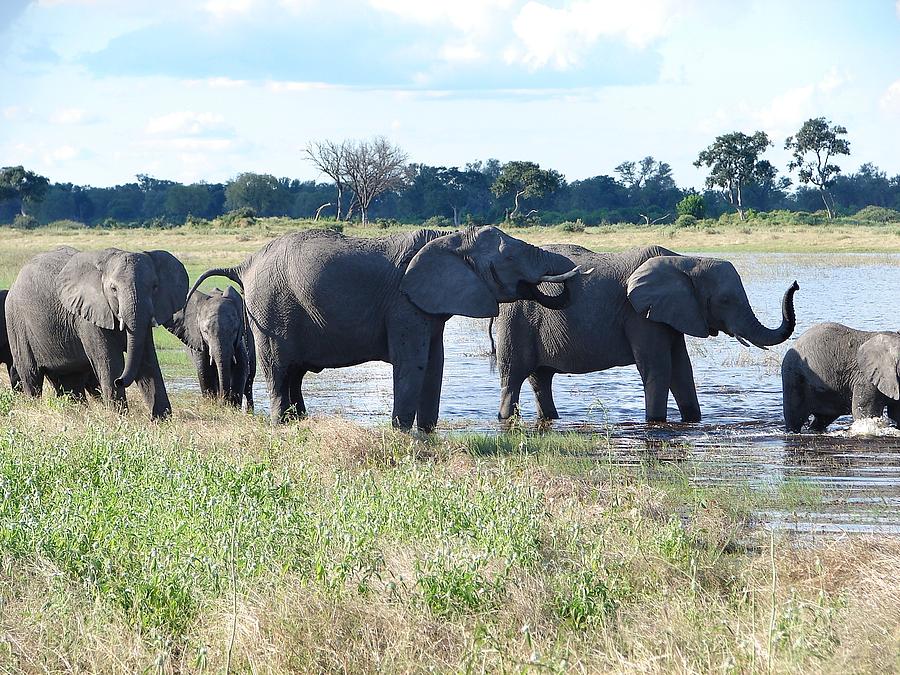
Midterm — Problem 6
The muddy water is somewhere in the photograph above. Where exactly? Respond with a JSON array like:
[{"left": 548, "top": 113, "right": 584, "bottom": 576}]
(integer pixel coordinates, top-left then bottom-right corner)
[{"left": 170, "top": 253, "right": 900, "bottom": 534}]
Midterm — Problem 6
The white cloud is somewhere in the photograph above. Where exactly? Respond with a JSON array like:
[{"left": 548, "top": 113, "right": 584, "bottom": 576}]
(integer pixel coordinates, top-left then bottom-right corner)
[
  {"left": 183, "top": 77, "right": 250, "bottom": 89},
  {"left": 265, "top": 80, "right": 336, "bottom": 93},
  {"left": 507, "top": 0, "right": 682, "bottom": 70},
  {"left": 50, "top": 144, "right": 79, "bottom": 161},
  {"left": 203, "top": 0, "right": 256, "bottom": 17},
  {"left": 145, "top": 111, "right": 231, "bottom": 136},
  {"left": 369, "top": 0, "right": 513, "bottom": 34},
  {"left": 881, "top": 80, "right": 900, "bottom": 114},
  {"left": 818, "top": 66, "right": 850, "bottom": 94},
  {"left": 896, "top": 0, "right": 900, "bottom": 18},
  {"left": 440, "top": 41, "right": 483, "bottom": 63},
  {"left": 756, "top": 85, "right": 815, "bottom": 132},
  {"left": 2, "top": 106, "right": 32, "bottom": 121},
  {"left": 50, "top": 107, "right": 100, "bottom": 124}
]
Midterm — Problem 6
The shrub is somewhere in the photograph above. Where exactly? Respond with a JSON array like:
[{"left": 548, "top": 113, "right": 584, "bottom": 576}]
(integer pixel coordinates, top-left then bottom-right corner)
[
  {"left": 674, "top": 214, "right": 698, "bottom": 228},
  {"left": 12, "top": 214, "right": 39, "bottom": 229},
  {"left": 676, "top": 194, "right": 705, "bottom": 219},
  {"left": 373, "top": 218, "right": 401, "bottom": 229},
  {"left": 422, "top": 215, "right": 453, "bottom": 229},
  {"left": 557, "top": 219, "right": 585, "bottom": 233},
  {"left": 854, "top": 206, "right": 900, "bottom": 223},
  {"left": 220, "top": 207, "right": 256, "bottom": 227}
]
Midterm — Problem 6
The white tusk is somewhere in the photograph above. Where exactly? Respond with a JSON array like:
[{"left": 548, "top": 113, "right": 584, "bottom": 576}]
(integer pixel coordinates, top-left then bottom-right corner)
[
  {"left": 581, "top": 267, "right": 594, "bottom": 275},
  {"left": 538, "top": 265, "right": 582, "bottom": 283}
]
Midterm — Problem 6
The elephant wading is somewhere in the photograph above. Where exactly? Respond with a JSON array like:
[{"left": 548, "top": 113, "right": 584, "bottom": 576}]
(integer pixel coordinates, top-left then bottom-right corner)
[
  {"left": 188, "top": 226, "right": 584, "bottom": 429},
  {"left": 6, "top": 246, "right": 188, "bottom": 419},
  {"left": 782, "top": 322, "right": 900, "bottom": 432},
  {"left": 167, "top": 286, "right": 255, "bottom": 410},
  {"left": 495, "top": 245, "right": 798, "bottom": 423}
]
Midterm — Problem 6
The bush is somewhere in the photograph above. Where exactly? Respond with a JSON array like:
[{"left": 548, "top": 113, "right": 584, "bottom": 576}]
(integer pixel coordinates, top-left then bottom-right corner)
[
  {"left": 676, "top": 194, "right": 705, "bottom": 219},
  {"left": 220, "top": 207, "right": 256, "bottom": 227},
  {"left": 854, "top": 205, "right": 900, "bottom": 223},
  {"left": 421, "top": 215, "right": 453, "bottom": 229},
  {"left": 557, "top": 219, "right": 586, "bottom": 233},
  {"left": 373, "top": 218, "right": 401, "bottom": 229},
  {"left": 12, "top": 214, "right": 39, "bottom": 229},
  {"left": 674, "top": 214, "right": 698, "bottom": 228}
]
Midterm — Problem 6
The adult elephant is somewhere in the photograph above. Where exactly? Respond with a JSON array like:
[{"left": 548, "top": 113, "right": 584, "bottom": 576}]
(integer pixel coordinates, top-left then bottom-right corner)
[
  {"left": 166, "top": 286, "right": 255, "bottom": 410},
  {"left": 188, "top": 226, "right": 584, "bottom": 429},
  {"left": 0, "top": 290, "right": 20, "bottom": 390},
  {"left": 494, "top": 244, "right": 798, "bottom": 423},
  {"left": 6, "top": 246, "right": 188, "bottom": 419}
]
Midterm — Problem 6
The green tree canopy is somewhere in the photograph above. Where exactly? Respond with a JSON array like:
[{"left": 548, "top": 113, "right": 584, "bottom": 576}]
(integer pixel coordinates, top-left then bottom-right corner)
[
  {"left": 694, "top": 132, "right": 774, "bottom": 220},
  {"left": 491, "top": 161, "right": 562, "bottom": 220},
  {"left": 785, "top": 117, "right": 850, "bottom": 218},
  {"left": 0, "top": 166, "right": 50, "bottom": 215},
  {"left": 224, "top": 173, "right": 292, "bottom": 216}
]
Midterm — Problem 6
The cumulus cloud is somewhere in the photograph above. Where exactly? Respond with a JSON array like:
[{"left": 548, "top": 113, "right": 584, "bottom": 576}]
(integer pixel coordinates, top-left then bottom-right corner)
[
  {"left": 145, "top": 111, "right": 233, "bottom": 136},
  {"left": 881, "top": 80, "right": 900, "bottom": 114},
  {"left": 50, "top": 107, "right": 100, "bottom": 124},
  {"left": 369, "top": 0, "right": 512, "bottom": 34},
  {"left": 506, "top": 0, "right": 682, "bottom": 70}
]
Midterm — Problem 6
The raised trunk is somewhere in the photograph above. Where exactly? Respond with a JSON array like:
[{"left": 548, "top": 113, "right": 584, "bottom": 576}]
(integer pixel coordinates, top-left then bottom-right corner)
[
  {"left": 114, "top": 299, "right": 151, "bottom": 389},
  {"left": 735, "top": 281, "right": 799, "bottom": 348}
]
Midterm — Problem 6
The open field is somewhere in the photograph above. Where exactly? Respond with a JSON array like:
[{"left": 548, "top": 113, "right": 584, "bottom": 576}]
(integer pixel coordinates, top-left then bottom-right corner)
[{"left": 0, "top": 221, "right": 899, "bottom": 671}]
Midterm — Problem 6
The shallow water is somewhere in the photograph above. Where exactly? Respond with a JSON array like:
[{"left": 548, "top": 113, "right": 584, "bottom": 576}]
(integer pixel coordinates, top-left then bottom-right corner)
[{"left": 169, "top": 253, "right": 900, "bottom": 534}]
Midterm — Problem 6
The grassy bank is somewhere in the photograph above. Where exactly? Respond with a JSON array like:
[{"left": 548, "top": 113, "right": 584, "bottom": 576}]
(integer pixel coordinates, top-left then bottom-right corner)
[{"left": 0, "top": 393, "right": 897, "bottom": 672}]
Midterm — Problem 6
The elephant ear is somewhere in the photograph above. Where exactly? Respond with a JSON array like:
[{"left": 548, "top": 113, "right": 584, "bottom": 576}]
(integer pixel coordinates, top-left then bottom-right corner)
[
  {"left": 222, "top": 285, "right": 244, "bottom": 308},
  {"left": 146, "top": 250, "right": 189, "bottom": 325},
  {"left": 166, "top": 292, "right": 205, "bottom": 352},
  {"left": 858, "top": 335, "right": 900, "bottom": 400},
  {"left": 57, "top": 250, "right": 117, "bottom": 330},
  {"left": 400, "top": 234, "right": 498, "bottom": 318},
  {"left": 626, "top": 256, "right": 710, "bottom": 338}
]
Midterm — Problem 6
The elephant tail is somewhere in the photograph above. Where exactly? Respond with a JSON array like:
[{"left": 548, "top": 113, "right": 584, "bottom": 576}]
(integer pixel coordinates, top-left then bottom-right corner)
[{"left": 488, "top": 317, "right": 496, "bottom": 373}]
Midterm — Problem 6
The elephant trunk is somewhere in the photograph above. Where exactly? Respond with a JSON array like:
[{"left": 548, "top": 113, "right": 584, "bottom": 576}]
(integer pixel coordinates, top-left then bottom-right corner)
[
  {"left": 114, "top": 296, "right": 152, "bottom": 390},
  {"left": 736, "top": 281, "right": 799, "bottom": 348},
  {"left": 209, "top": 339, "right": 235, "bottom": 404}
]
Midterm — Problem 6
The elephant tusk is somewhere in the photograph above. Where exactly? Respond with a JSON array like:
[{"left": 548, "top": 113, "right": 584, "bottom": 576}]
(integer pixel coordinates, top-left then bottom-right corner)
[
  {"left": 539, "top": 266, "right": 583, "bottom": 283},
  {"left": 581, "top": 267, "right": 595, "bottom": 275},
  {"left": 734, "top": 334, "right": 751, "bottom": 347}
]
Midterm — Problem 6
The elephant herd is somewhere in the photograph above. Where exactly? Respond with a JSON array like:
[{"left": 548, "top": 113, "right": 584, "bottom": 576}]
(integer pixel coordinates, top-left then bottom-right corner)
[{"left": 0, "top": 225, "right": 895, "bottom": 434}]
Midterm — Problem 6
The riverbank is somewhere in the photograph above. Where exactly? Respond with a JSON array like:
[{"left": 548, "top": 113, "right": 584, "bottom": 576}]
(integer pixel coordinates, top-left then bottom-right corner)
[{"left": 0, "top": 393, "right": 897, "bottom": 672}]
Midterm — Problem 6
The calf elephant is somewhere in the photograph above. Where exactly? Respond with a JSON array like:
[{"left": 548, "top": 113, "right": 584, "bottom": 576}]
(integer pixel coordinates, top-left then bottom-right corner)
[
  {"left": 782, "top": 322, "right": 900, "bottom": 432},
  {"left": 495, "top": 244, "right": 798, "bottom": 423},
  {"left": 6, "top": 246, "right": 188, "bottom": 419},
  {"left": 0, "top": 290, "right": 20, "bottom": 390},
  {"left": 188, "top": 226, "right": 584, "bottom": 429},
  {"left": 167, "top": 286, "right": 255, "bottom": 410}
]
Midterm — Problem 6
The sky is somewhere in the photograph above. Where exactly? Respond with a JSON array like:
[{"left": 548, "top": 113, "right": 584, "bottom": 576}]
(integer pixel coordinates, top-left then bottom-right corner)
[{"left": 0, "top": 0, "right": 899, "bottom": 189}]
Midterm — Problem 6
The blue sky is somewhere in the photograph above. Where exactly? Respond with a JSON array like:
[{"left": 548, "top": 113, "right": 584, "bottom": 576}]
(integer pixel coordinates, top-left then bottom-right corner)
[{"left": 1, "top": 0, "right": 898, "bottom": 189}]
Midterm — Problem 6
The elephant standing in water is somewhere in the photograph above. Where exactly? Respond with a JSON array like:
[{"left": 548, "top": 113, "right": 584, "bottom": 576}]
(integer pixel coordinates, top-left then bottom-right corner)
[
  {"left": 494, "top": 245, "right": 798, "bottom": 423},
  {"left": 782, "top": 323, "right": 900, "bottom": 432},
  {"left": 167, "top": 286, "right": 255, "bottom": 410},
  {"left": 189, "top": 226, "right": 584, "bottom": 429},
  {"left": 5, "top": 247, "right": 188, "bottom": 419}
]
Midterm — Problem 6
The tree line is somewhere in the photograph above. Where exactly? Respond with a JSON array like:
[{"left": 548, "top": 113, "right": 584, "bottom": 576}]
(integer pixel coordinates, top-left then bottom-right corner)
[{"left": 2, "top": 118, "right": 900, "bottom": 228}]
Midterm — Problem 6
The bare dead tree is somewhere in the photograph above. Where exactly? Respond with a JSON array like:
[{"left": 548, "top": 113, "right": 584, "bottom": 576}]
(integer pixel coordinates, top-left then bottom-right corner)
[
  {"left": 639, "top": 213, "right": 670, "bottom": 225},
  {"left": 342, "top": 136, "right": 410, "bottom": 225},
  {"left": 304, "top": 140, "right": 347, "bottom": 220},
  {"left": 314, "top": 202, "right": 332, "bottom": 221}
]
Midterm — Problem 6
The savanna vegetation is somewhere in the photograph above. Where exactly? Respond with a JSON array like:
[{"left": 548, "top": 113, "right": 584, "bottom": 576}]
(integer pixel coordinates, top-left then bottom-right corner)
[{"left": 0, "top": 224, "right": 898, "bottom": 671}]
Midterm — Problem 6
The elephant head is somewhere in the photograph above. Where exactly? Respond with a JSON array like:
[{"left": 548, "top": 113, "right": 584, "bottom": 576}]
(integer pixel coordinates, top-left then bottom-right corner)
[
  {"left": 626, "top": 255, "right": 798, "bottom": 348},
  {"left": 57, "top": 248, "right": 188, "bottom": 389},
  {"left": 400, "top": 226, "right": 584, "bottom": 318},
  {"left": 169, "top": 287, "right": 245, "bottom": 400},
  {"left": 858, "top": 334, "right": 900, "bottom": 400}
]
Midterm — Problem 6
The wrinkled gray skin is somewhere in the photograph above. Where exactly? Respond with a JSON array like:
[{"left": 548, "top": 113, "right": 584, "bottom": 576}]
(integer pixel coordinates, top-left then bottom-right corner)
[
  {"left": 0, "top": 290, "right": 20, "bottom": 390},
  {"left": 782, "top": 322, "right": 900, "bottom": 432},
  {"left": 167, "top": 286, "right": 255, "bottom": 410},
  {"left": 188, "top": 226, "right": 581, "bottom": 429},
  {"left": 5, "top": 246, "right": 188, "bottom": 419},
  {"left": 495, "top": 245, "right": 798, "bottom": 423}
]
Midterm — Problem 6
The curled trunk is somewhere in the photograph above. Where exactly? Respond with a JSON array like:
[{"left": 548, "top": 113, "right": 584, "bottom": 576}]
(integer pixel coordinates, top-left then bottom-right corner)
[{"left": 737, "top": 281, "right": 799, "bottom": 348}]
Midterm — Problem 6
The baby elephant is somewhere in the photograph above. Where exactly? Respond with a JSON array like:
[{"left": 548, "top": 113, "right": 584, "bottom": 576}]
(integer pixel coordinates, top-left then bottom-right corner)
[
  {"left": 782, "top": 322, "right": 900, "bottom": 432},
  {"left": 167, "top": 286, "right": 255, "bottom": 410}
]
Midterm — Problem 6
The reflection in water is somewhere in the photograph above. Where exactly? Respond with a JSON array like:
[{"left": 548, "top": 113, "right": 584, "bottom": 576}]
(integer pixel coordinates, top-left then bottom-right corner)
[{"left": 168, "top": 253, "right": 900, "bottom": 535}]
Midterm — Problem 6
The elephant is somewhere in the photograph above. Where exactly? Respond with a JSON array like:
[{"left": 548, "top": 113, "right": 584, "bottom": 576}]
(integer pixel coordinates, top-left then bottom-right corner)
[
  {"left": 782, "top": 322, "right": 900, "bottom": 432},
  {"left": 494, "top": 244, "right": 799, "bottom": 424},
  {"left": 5, "top": 246, "right": 188, "bottom": 419},
  {"left": 166, "top": 286, "right": 255, "bottom": 410},
  {"left": 0, "top": 290, "right": 20, "bottom": 390},
  {"left": 187, "top": 226, "right": 585, "bottom": 429}
]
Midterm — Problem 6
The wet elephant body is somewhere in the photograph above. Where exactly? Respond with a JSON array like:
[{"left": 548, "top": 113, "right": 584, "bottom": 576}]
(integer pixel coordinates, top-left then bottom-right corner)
[
  {"left": 189, "top": 226, "right": 583, "bottom": 429},
  {"left": 496, "top": 244, "right": 798, "bottom": 424}
]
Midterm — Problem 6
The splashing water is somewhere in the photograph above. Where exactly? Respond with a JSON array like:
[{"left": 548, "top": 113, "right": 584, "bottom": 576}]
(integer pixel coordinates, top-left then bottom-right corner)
[{"left": 830, "top": 417, "right": 900, "bottom": 438}]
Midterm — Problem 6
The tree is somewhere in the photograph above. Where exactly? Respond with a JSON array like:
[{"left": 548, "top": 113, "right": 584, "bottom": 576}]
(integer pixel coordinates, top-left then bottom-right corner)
[
  {"left": 676, "top": 193, "right": 705, "bottom": 219},
  {"left": 304, "top": 139, "right": 348, "bottom": 220},
  {"left": 491, "top": 161, "right": 562, "bottom": 220},
  {"left": 224, "top": 173, "right": 292, "bottom": 216},
  {"left": 694, "top": 132, "right": 774, "bottom": 220},
  {"left": 341, "top": 136, "right": 410, "bottom": 225},
  {"left": 785, "top": 117, "right": 851, "bottom": 218},
  {"left": 0, "top": 166, "right": 50, "bottom": 216}
]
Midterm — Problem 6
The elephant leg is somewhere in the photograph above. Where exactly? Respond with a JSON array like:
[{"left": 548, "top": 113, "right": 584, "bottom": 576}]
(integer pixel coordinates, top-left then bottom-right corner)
[
  {"left": 49, "top": 373, "right": 87, "bottom": 401},
  {"left": 528, "top": 367, "right": 559, "bottom": 420},
  {"left": 781, "top": 368, "right": 809, "bottom": 432},
  {"left": 243, "top": 336, "right": 256, "bottom": 413},
  {"left": 809, "top": 414, "right": 839, "bottom": 432},
  {"left": 851, "top": 384, "right": 884, "bottom": 421},
  {"left": 669, "top": 336, "right": 700, "bottom": 423},
  {"left": 499, "top": 364, "right": 529, "bottom": 422},
  {"left": 633, "top": 345, "right": 672, "bottom": 423},
  {"left": 288, "top": 368, "right": 305, "bottom": 419},
  {"left": 887, "top": 400, "right": 900, "bottom": 427},
  {"left": 85, "top": 348, "right": 126, "bottom": 412},
  {"left": 6, "top": 365, "right": 21, "bottom": 393},
  {"left": 387, "top": 318, "right": 432, "bottom": 431},
  {"left": 416, "top": 333, "right": 444, "bottom": 433},
  {"left": 193, "top": 349, "right": 217, "bottom": 398},
  {"left": 133, "top": 334, "right": 171, "bottom": 420},
  {"left": 11, "top": 341, "right": 42, "bottom": 398}
]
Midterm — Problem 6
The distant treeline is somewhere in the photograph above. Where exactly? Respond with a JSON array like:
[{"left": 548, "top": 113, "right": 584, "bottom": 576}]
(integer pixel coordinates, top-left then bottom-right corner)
[{"left": 2, "top": 159, "right": 900, "bottom": 228}]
